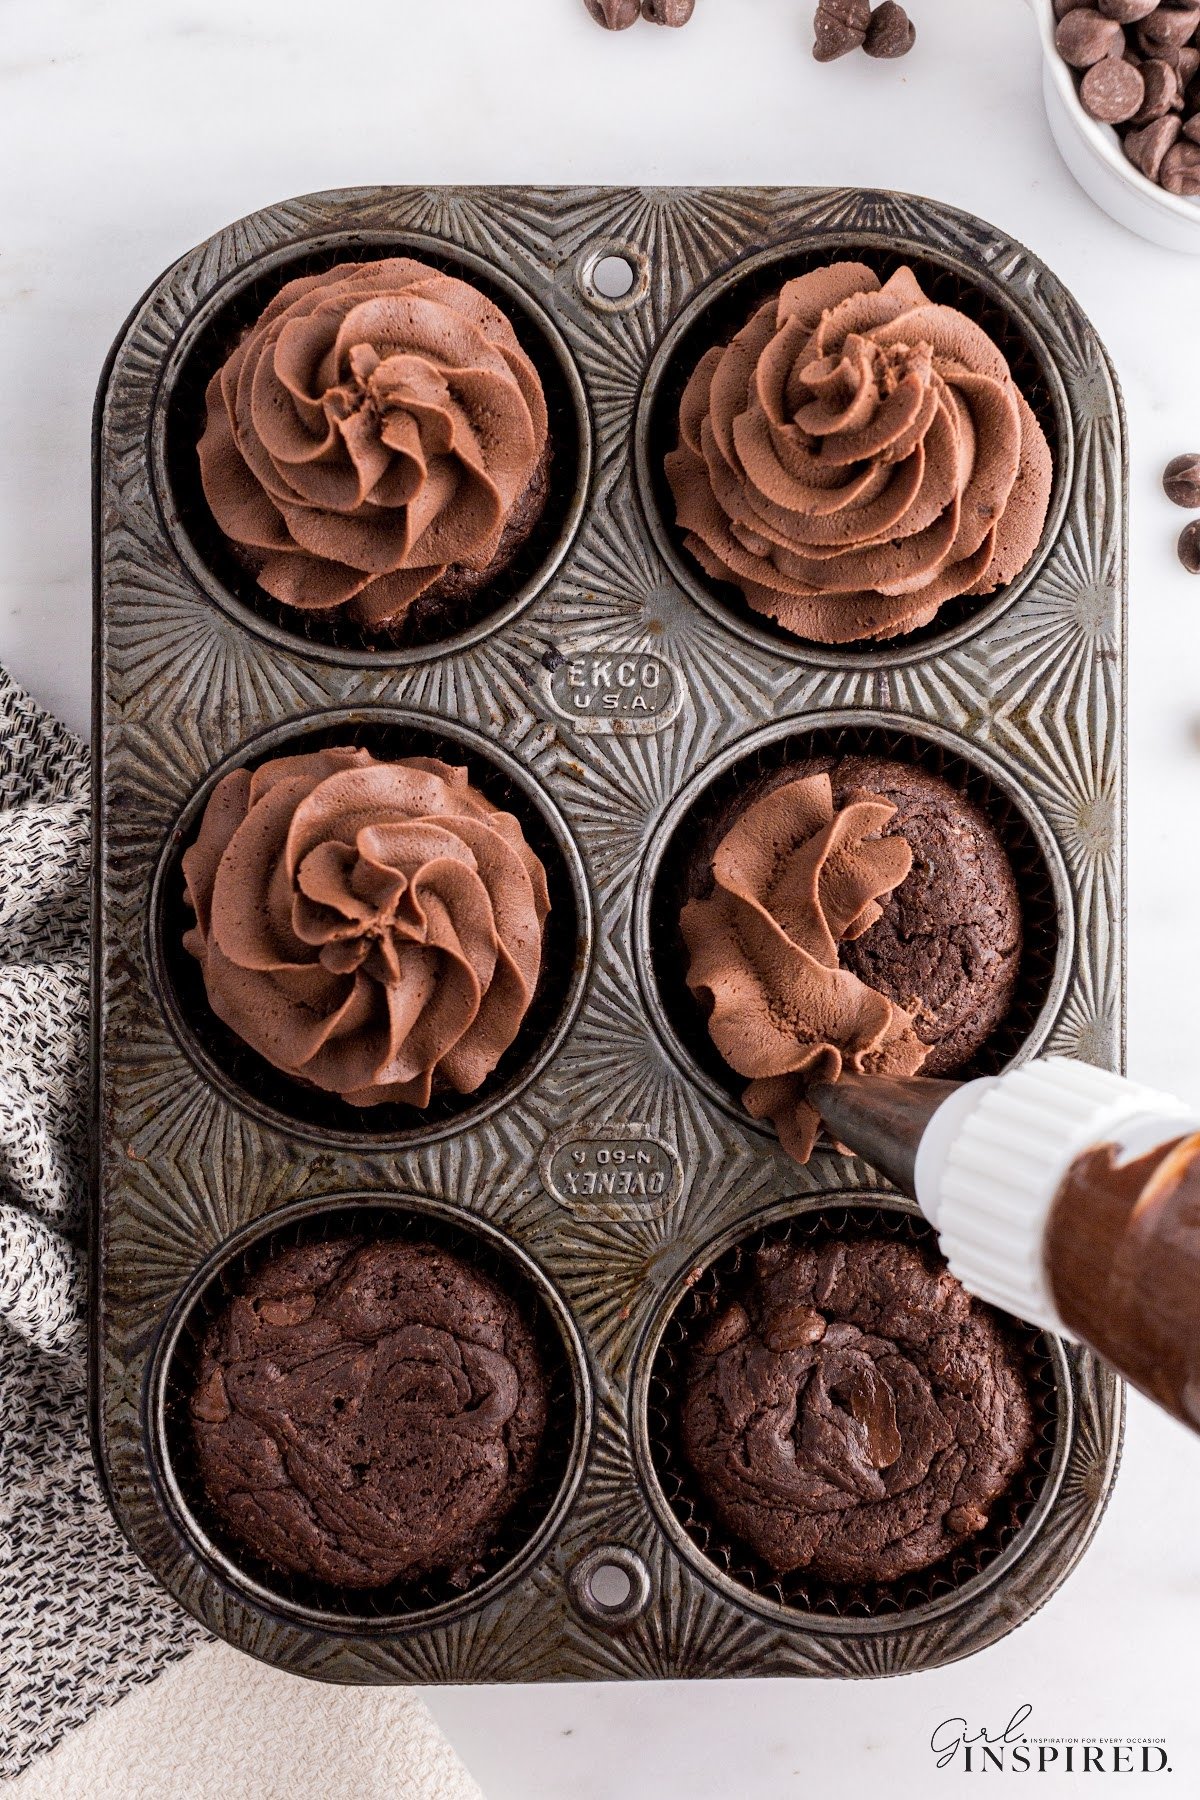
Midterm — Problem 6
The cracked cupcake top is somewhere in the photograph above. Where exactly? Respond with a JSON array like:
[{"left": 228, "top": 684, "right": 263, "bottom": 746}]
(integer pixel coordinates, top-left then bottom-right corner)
[
  {"left": 666, "top": 261, "right": 1052, "bottom": 643},
  {"left": 681, "top": 1237, "right": 1035, "bottom": 1585},
  {"left": 197, "top": 257, "right": 549, "bottom": 631},
  {"left": 190, "top": 1237, "right": 548, "bottom": 1587},
  {"left": 181, "top": 747, "right": 549, "bottom": 1108}
]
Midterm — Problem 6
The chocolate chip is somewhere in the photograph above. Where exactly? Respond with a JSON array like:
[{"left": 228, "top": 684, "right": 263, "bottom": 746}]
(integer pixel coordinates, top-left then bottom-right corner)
[
  {"left": 641, "top": 0, "right": 694, "bottom": 21},
  {"left": 1140, "top": 2, "right": 1200, "bottom": 48},
  {"left": 813, "top": 0, "right": 870, "bottom": 60},
  {"left": 1185, "top": 110, "right": 1200, "bottom": 136},
  {"left": 1179, "top": 519, "right": 1200, "bottom": 572},
  {"left": 1164, "top": 453, "right": 1200, "bottom": 506},
  {"left": 700, "top": 1301, "right": 751, "bottom": 1355},
  {"left": 584, "top": 0, "right": 641, "bottom": 25},
  {"left": 1124, "top": 109, "right": 1183, "bottom": 176},
  {"left": 946, "top": 1503, "right": 990, "bottom": 1536},
  {"left": 1161, "top": 134, "right": 1200, "bottom": 185},
  {"left": 1099, "top": 0, "right": 1159, "bottom": 16},
  {"left": 257, "top": 1293, "right": 317, "bottom": 1326},
  {"left": 763, "top": 1303, "right": 828, "bottom": 1351},
  {"left": 1132, "top": 56, "right": 1183, "bottom": 120},
  {"left": 864, "top": 0, "right": 915, "bottom": 56},
  {"left": 191, "top": 1368, "right": 231, "bottom": 1424},
  {"left": 1056, "top": 8, "right": 1128, "bottom": 65},
  {"left": 1056, "top": 0, "right": 1091, "bottom": 13},
  {"left": 1081, "top": 55, "right": 1147, "bottom": 116}
]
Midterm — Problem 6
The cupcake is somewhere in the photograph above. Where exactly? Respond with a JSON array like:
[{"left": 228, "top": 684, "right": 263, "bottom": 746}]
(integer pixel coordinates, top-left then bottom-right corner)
[
  {"left": 665, "top": 261, "right": 1053, "bottom": 643},
  {"left": 190, "top": 1237, "right": 548, "bottom": 1587},
  {"left": 681, "top": 1236, "right": 1035, "bottom": 1586},
  {"left": 197, "top": 258, "right": 551, "bottom": 635},
  {"left": 681, "top": 756, "right": 1022, "bottom": 1161},
  {"left": 181, "top": 747, "right": 550, "bottom": 1107}
]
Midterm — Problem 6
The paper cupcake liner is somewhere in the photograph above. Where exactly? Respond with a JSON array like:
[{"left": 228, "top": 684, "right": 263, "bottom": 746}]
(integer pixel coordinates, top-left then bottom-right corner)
[
  {"left": 154, "top": 715, "right": 582, "bottom": 1142},
  {"left": 156, "top": 1200, "right": 580, "bottom": 1626},
  {"left": 159, "top": 238, "right": 587, "bottom": 654},
  {"left": 641, "top": 241, "right": 1065, "bottom": 657},
  {"left": 647, "top": 720, "right": 1060, "bottom": 1115},
  {"left": 646, "top": 1204, "right": 1058, "bottom": 1619}
]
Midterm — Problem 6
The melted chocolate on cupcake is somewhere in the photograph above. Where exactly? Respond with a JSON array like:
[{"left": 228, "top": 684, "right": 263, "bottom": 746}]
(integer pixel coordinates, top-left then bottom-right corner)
[
  {"left": 681, "top": 756, "right": 1021, "bottom": 1161},
  {"left": 197, "top": 258, "right": 550, "bottom": 633},
  {"left": 666, "top": 261, "right": 1053, "bottom": 643},
  {"left": 190, "top": 1237, "right": 548, "bottom": 1587},
  {"left": 681, "top": 1237, "right": 1034, "bottom": 1585},
  {"left": 182, "top": 748, "right": 550, "bottom": 1107}
]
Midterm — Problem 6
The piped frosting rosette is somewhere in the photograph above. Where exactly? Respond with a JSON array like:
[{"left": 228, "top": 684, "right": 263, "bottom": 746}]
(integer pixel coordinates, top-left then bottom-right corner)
[
  {"left": 665, "top": 262, "right": 1053, "bottom": 643},
  {"left": 197, "top": 257, "right": 549, "bottom": 630},
  {"left": 182, "top": 747, "right": 549, "bottom": 1107},
  {"left": 681, "top": 772, "right": 928, "bottom": 1161}
]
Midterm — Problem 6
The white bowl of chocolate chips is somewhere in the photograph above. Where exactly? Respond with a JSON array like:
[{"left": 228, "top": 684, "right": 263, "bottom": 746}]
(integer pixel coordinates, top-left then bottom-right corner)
[{"left": 1028, "top": 0, "right": 1200, "bottom": 251}]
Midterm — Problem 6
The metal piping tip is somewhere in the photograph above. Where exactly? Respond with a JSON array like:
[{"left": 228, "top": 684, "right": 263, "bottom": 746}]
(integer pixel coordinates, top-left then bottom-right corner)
[{"left": 808, "top": 1072, "right": 965, "bottom": 1199}]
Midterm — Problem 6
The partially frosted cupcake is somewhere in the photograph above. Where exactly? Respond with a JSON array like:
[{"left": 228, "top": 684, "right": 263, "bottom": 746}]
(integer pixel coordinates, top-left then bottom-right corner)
[
  {"left": 181, "top": 748, "right": 550, "bottom": 1107},
  {"left": 197, "top": 258, "right": 550, "bottom": 634},
  {"left": 666, "top": 261, "right": 1053, "bottom": 642}
]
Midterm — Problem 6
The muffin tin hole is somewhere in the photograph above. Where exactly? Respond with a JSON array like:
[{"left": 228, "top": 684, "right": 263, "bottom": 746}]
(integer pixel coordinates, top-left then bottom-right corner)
[
  {"left": 568, "top": 1545, "right": 652, "bottom": 1629},
  {"left": 635, "top": 235, "right": 1072, "bottom": 667},
  {"left": 153, "top": 232, "right": 591, "bottom": 663},
  {"left": 576, "top": 242, "right": 650, "bottom": 313},
  {"left": 639, "top": 1200, "right": 1062, "bottom": 1621},
  {"left": 149, "top": 707, "right": 591, "bottom": 1149},
  {"left": 637, "top": 716, "right": 1068, "bottom": 1138},
  {"left": 148, "top": 1195, "right": 589, "bottom": 1631}
]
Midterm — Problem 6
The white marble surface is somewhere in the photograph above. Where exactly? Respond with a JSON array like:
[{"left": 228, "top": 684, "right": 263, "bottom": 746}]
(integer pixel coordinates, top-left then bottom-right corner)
[{"left": 4, "top": 0, "right": 1200, "bottom": 1794}]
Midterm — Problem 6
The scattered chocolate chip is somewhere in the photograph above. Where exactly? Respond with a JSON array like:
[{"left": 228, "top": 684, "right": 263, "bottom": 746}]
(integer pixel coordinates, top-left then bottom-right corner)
[
  {"left": 1164, "top": 453, "right": 1200, "bottom": 506},
  {"left": 1132, "top": 56, "right": 1183, "bottom": 119},
  {"left": 1124, "top": 109, "right": 1183, "bottom": 177},
  {"left": 763, "top": 1304, "right": 828, "bottom": 1352},
  {"left": 864, "top": 0, "right": 915, "bottom": 56},
  {"left": 1081, "top": 55, "right": 1147, "bottom": 117},
  {"left": 191, "top": 1368, "right": 231, "bottom": 1424},
  {"left": 1056, "top": 7, "right": 1128, "bottom": 64},
  {"left": 1179, "top": 519, "right": 1200, "bottom": 572},
  {"left": 1099, "top": 0, "right": 1159, "bottom": 17},
  {"left": 813, "top": 0, "right": 870, "bottom": 60},
  {"left": 1137, "top": 2, "right": 1200, "bottom": 52},
  {"left": 641, "top": 0, "right": 694, "bottom": 21},
  {"left": 584, "top": 0, "right": 641, "bottom": 25},
  {"left": 700, "top": 1301, "right": 751, "bottom": 1355},
  {"left": 946, "top": 1504, "right": 990, "bottom": 1537},
  {"left": 1161, "top": 134, "right": 1200, "bottom": 186}
]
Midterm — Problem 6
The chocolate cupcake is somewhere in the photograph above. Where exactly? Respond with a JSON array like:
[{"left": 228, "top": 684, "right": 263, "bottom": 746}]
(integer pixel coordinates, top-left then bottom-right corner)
[
  {"left": 190, "top": 1236, "right": 548, "bottom": 1587},
  {"left": 681, "top": 756, "right": 1022, "bottom": 1161},
  {"left": 181, "top": 748, "right": 550, "bottom": 1107},
  {"left": 665, "top": 261, "right": 1053, "bottom": 643},
  {"left": 196, "top": 257, "right": 550, "bottom": 635},
  {"left": 681, "top": 1236, "right": 1035, "bottom": 1585}
]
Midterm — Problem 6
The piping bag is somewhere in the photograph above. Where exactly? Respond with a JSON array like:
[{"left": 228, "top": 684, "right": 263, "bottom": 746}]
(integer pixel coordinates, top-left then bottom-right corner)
[{"left": 808, "top": 1055, "right": 1200, "bottom": 1435}]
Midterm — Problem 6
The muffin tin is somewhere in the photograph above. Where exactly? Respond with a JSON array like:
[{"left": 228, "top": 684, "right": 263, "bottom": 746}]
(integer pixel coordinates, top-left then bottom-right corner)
[{"left": 91, "top": 185, "right": 1126, "bottom": 1681}]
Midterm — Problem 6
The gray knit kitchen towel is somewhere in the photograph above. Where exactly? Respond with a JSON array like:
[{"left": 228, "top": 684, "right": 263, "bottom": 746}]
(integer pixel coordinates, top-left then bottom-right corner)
[{"left": 0, "top": 667, "right": 201, "bottom": 1779}]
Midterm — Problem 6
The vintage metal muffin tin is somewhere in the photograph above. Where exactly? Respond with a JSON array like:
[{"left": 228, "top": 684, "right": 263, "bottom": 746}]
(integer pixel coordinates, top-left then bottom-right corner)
[{"left": 92, "top": 186, "right": 1126, "bottom": 1681}]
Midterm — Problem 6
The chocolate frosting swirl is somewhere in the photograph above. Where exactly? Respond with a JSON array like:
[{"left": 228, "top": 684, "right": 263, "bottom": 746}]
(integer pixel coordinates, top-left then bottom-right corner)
[
  {"left": 191, "top": 1237, "right": 548, "bottom": 1587},
  {"left": 666, "top": 261, "right": 1053, "bottom": 642},
  {"left": 681, "top": 772, "right": 927, "bottom": 1162},
  {"left": 197, "top": 258, "right": 549, "bottom": 629},
  {"left": 182, "top": 748, "right": 549, "bottom": 1106},
  {"left": 682, "top": 1239, "right": 1035, "bottom": 1584}
]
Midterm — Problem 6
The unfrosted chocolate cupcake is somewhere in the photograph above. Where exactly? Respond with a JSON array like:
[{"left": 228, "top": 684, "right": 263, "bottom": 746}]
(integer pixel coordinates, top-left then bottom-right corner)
[
  {"left": 197, "top": 257, "right": 551, "bottom": 636},
  {"left": 190, "top": 1237, "right": 549, "bottom": 1588},
  {"left": 181, "top": 747, "right": 550, "bottom": 1109},
  {"left": 681, "top": 755, "right": 1022, "bottom": 1161},
  {"left": 666, "top": 260, "right": 1053, "bottom": 643},
  {"left": 681, "top": 1236, "right": 1035, "bottom": 1585}
]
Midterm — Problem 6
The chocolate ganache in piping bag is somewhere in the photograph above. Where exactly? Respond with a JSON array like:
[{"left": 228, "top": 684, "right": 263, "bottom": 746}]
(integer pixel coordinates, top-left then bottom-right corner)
[
  {"left": 666, "top": 262, "right": 1053, "bottom": 643},
  {"left": 181, "top": 748, "right": 550, "bottom": 1107},
  {"left": 197, "top": 258, "right": 550, "bottom": 632}
]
